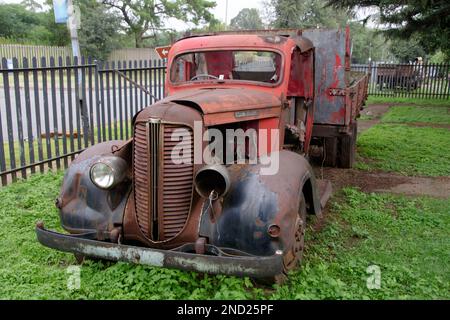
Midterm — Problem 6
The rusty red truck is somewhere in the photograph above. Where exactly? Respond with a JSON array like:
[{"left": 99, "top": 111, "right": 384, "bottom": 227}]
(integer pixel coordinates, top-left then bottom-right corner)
[{"left": 36, "top": 27, "right": 368, "bottom": 283}]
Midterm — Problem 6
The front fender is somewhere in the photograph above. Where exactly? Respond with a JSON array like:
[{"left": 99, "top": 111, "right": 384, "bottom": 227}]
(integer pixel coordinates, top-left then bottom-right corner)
[
  {"left": 57, "top": 140, "right": 131, "bottom": 235},
  {"left": 202, "top": 151, "right": 321, "bottom": 256}
]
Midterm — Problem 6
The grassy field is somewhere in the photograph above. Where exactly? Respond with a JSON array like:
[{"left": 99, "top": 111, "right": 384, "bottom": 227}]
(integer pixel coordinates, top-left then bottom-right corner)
[
  {"left": 357, "top": 100, "right": 450, "bottom": 176},
  {"left": 381, "top": 105, "right": 450, "bottom": 125},
  {"left": 0, "top": 173, "right": 448, "bottom": 299},
  {"left": 356, "top": 124, "right": 450, "bottom": 176}
]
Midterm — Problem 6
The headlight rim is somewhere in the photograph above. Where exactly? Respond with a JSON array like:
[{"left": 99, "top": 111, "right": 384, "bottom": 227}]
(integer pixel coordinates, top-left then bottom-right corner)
[{"left": 90, "top": 161, "right": 116, "bottom": 190}]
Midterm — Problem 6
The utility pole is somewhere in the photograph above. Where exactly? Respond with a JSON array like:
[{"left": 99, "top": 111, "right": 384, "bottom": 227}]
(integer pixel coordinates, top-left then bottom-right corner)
[
  {"left": 224, "top": 0, "right": 228, "bottom": 29},
  {"left": 67, "top": 0, "right": 81, "bottom": 59},
  {"left": 66, "top": 0, "right": 89, "bottom": 145}
]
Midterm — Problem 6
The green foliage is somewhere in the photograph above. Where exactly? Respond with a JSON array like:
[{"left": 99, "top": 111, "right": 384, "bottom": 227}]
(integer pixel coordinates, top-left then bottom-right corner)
[
  {"left": 230, "top": 8, "right": 264, "bottom": 30},
  {"left": 388, "top": 36, "right": 427, "bottom": 63},
  {"left": 429, "top": 50, "right": 449, "bottom": 64},
  {"left": 76, "top": 0, "right": 122, "bottom": 60},
  {"left": 267, "top": 0, "right": 350, "bottom": 29},
  {"left": 327, "top": 0, "right": 450, "bottom": 58},
  {"left": 20, "top": 0, "right": 43, "bottom": 11},
  {"left": 357, "top": 124, "right": 450, "bottom": 176},
  {"left": 348, "top": 21, "right": 392, "bottom": 64},
  {"left": 0, "top": 3, "right": 69, "bottom": 46},
  {"left": 381, "top": 106, "right": 450, "bottom": 125},
  {"left": 186, "top": 17, "right": 227, "bottom": 34},
  {"left": 0, "top": 4, "right": 42, "bottom": 40},
  {"left": 101, "top": 0, "right": 216, "bottom": 47},
  {"left": 0, "top": 173, "right": 449, "bottom": 299}
]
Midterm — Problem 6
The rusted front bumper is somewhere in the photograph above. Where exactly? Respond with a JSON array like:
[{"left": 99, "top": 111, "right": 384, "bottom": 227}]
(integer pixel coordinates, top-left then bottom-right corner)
[{"left": 35, "top": 224, "right": 284, "bottom": 278}]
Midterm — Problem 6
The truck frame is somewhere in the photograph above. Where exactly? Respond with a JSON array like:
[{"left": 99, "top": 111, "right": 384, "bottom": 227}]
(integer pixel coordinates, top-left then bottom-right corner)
[{"left": 36, "top": 27, "right": 368, "bottom": 283}]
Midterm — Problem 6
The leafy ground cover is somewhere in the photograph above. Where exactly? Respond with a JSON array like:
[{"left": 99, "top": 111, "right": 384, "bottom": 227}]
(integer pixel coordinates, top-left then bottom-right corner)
[
  {"left": 356, "top": 124, "right": 450, "bottom": 176},
  {"left": 381, "top": 106, "right": 450, "bottom": 125},
  {"left": 0, "top": 173, "right": 448, "bottom": 299}
]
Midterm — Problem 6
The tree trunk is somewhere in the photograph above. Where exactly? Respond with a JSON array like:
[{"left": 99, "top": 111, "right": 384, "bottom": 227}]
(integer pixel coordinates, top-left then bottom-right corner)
[{"left": 135, "top": 32, "right": 143, "bottom": 48}]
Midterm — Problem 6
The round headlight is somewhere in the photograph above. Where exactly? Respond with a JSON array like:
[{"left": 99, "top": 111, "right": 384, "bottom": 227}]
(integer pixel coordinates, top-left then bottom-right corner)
[{"left": 90, "top": 162, "right": 115, "bottom": 189}]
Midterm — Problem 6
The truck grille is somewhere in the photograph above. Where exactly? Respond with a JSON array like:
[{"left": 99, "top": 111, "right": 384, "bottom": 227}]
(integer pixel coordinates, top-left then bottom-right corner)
[{"left": 133, "top": 121, "right": 194, "bottom": 241}]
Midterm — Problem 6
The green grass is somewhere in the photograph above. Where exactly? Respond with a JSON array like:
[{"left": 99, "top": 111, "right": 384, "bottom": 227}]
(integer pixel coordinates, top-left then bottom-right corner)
[
  {"left": 0, "top": 173, "right": 448, "bottom": 299},
  {"left": 367, "top": 96, "right": 450, "bottom": 107},
  {"left": 381, "top": 106, "right": 450, "bottom": 125},
  {"left": 356, "top": 124, "right": 450, "bottom": 176}
]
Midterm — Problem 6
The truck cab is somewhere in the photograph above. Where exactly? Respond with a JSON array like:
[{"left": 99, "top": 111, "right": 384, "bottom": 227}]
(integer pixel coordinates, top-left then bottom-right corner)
[{"left": 164, "top": 32, "right": 316, "bottom": 156}]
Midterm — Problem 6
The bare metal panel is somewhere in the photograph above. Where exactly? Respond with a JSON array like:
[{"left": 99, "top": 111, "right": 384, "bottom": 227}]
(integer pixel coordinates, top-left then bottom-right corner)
[{"left": 303, "top": 29, "right": 347, "bottom": 125}]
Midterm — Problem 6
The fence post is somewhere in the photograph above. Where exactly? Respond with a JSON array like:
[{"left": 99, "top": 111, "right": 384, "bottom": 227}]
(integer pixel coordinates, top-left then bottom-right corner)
[{"left": 80, "top": 56, "right": 90, "bottom": 147}]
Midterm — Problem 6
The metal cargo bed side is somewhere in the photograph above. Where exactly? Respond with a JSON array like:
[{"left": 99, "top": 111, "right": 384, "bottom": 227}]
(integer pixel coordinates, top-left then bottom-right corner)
[{"left": 304, "top": 27, "right": 369, "bottom": 168}]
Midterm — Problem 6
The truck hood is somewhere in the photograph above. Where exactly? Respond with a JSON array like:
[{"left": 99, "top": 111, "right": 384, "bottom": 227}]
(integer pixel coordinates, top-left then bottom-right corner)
[
  {"left": 160, "top": 88, "right": 282, "bottom": 125},
  {"left": 165, "top": 88, "right": 280, "bottom": 114}
]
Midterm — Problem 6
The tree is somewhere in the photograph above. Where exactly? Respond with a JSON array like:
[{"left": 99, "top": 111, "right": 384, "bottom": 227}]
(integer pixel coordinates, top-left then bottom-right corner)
[
  {"left": 0, "top": 3, "right": 68, "bottom": 46},
  {"left": 349, "top": 22, "right": 391, "bottom": 63},
  {"left": 0, "top": 4, "right": 41, "bottom": 40},
  {"left": 266, "top": 0, "right": 350, "bottom": 29},
  {"left": 101, "top": 0, "right": 216, "bottom": 48},
  {"left": 388, "top": 36, "right": 427, "bottom": 63},
  {"left": 230, "top": 8, "right": 264, "bottom": 30},
  {"left": 76, "top": 0, "right": 122, "bottom": 60},
  {"left": 39, "top": 8, "right": 70, "bottom": 46},
  {"left": 182, "top": 17, "right": 226, "bottom": 38},
  {"left": 20, "top": 0, "right": 43, "bottom": 11},
  {"left": 326, "top": 0, "right": 450, "bottom": 58}
]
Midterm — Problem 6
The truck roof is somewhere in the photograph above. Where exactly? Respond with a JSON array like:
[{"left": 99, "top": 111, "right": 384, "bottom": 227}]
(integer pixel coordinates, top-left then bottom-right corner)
[
  {"left": 178, "top": 28, "right": 304, "bottom": 40},
  {"left": 171, "top": 31, "right": 314, "bottom": 55}
]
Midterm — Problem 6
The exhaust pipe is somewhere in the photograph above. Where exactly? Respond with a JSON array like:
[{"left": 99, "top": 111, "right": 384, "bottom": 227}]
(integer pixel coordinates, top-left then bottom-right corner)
[{"left": 194, "top": 164, "right": 231, "bottom": 198}]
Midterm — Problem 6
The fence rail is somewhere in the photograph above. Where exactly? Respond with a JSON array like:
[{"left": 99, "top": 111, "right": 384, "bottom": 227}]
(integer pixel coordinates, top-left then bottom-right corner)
[
  {"left": 0, "top": 56, "right": 166, "bottom": 185},
  {"left": 351, "top": 62, "right": 450, "bottom": 99}
]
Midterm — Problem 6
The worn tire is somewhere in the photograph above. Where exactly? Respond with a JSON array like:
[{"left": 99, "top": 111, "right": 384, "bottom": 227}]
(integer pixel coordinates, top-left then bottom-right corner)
[
  {"left": 262, "top": 193, "right": 307, "bottom": 285},
  {"left": 338, "top": 122, "right": 357, "bottom": 168}
]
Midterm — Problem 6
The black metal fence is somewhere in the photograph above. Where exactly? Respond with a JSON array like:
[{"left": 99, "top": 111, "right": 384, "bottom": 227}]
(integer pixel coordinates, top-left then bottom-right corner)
[
  {"left": 0, "top": 56, "right": 166, "bottom": 185},
  {"left": 352, "top": 62, "right": 450, "bottom": 99},
  {"left": 1, "top": 57, "right": 449, "bottom": 185}
]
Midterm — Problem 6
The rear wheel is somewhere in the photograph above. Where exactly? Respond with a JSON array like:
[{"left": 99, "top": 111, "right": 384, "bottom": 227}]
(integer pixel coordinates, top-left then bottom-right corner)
[{"left": 264, "top": 193, "right": 307, "bottom": 284}]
